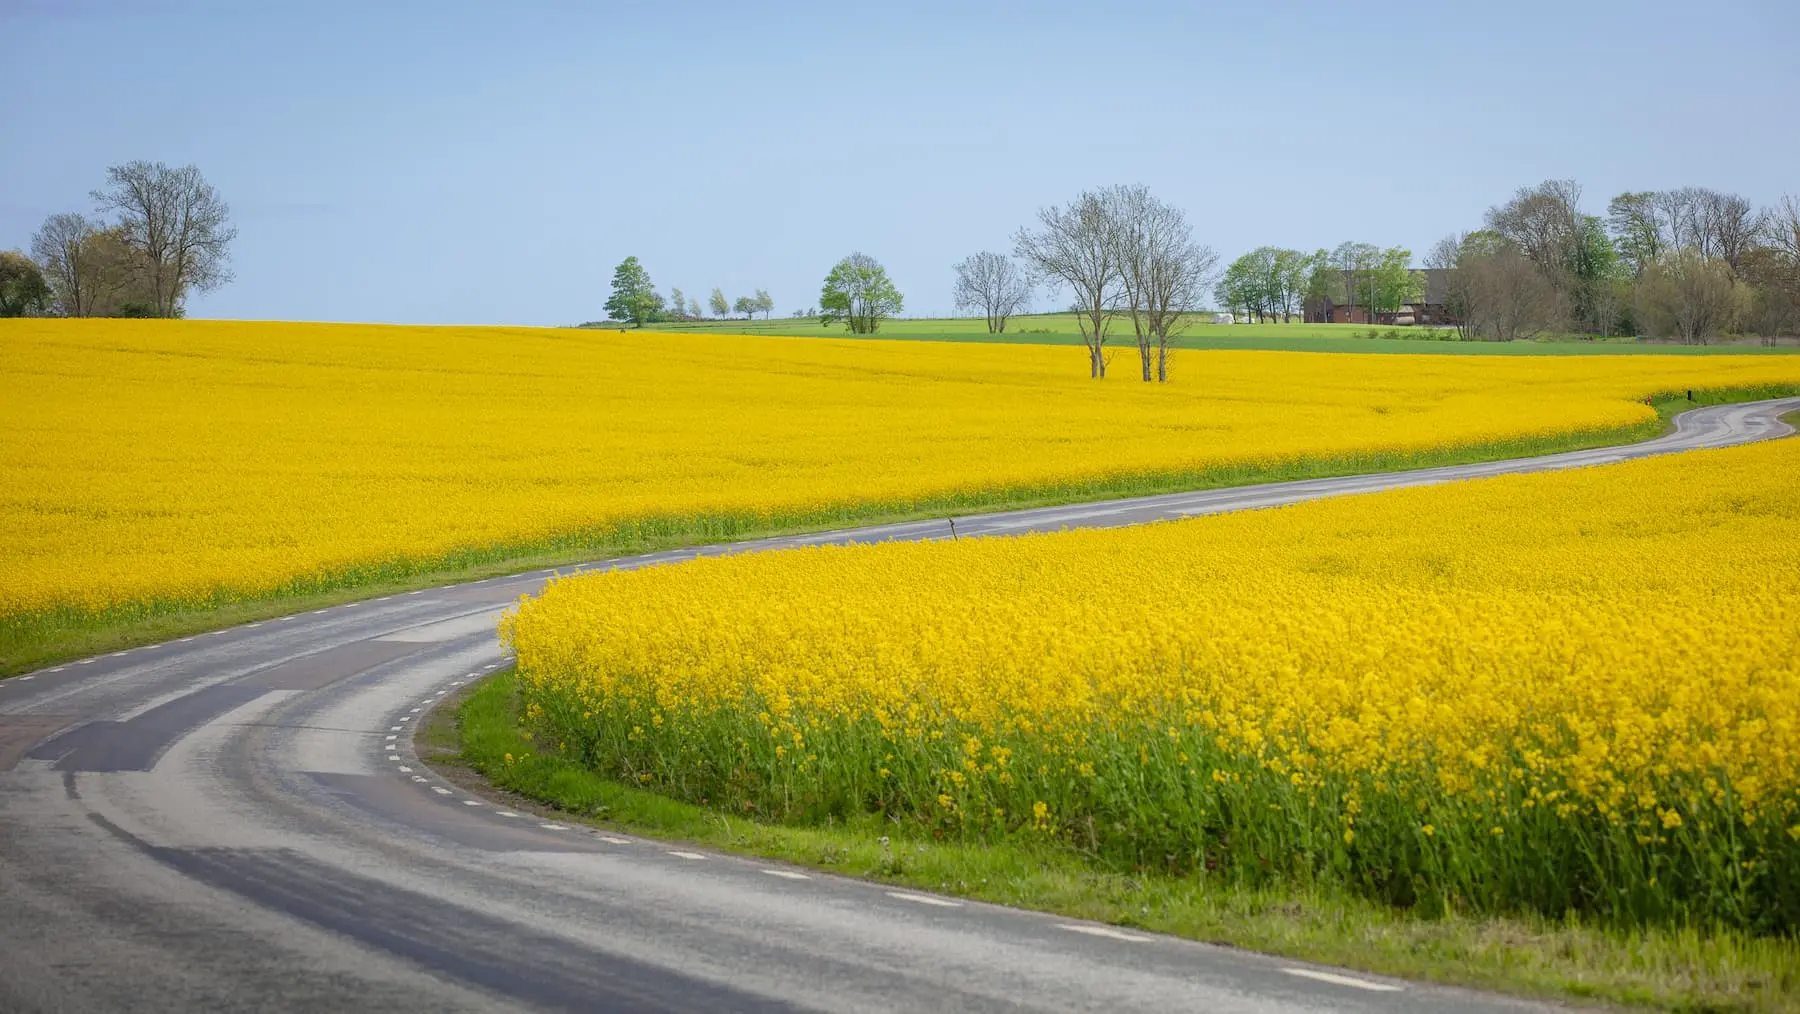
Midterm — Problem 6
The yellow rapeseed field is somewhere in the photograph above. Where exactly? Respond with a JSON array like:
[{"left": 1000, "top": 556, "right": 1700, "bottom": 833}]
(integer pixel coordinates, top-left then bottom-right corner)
[
  {"left": 507, "top": 436, "right": 1800, "bottom": 930},
  {"left": 4, "top": 318, "right": 1800, "bottom": 626}
]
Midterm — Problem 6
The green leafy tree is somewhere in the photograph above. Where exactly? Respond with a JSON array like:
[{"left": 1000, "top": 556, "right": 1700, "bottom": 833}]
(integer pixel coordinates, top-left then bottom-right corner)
[
  {"left": 1368, "top": 247, "right": 1423, "bottom": 319},
  {"left": 1213, "top": 252, "right": 1266, "bottom": 322},
  {"left": 604, "top": 256, "right": 663, "bottom": 326},
  {"left": 819, "top": 252, "right": 903, "bottom": 334},
  {"left": 753, "top": 288, "right": 774, "bottom": 319},
  {"left": 1214, "top": 247, "right": 1310, "bottom": 322},
  {"left": 668, "top": 287, "right": 686, "bottom": 319},
  {"left": 708, "top": 287, "right": 729, "bottom": 318},
  {"left": 0, "top": 250, "right": 52, "bottom": 316}
]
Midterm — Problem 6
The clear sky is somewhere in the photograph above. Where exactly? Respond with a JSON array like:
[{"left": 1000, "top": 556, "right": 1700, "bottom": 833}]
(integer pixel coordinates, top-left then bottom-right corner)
[{"left": 3, "top": 0, "right": 1796, "bottom": 325}]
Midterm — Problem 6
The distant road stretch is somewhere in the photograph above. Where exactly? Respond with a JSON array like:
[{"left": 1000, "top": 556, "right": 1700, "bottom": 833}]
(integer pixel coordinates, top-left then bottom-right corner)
[{"left": 2, "top": 396, "right": 1794, "bottom": 1014}]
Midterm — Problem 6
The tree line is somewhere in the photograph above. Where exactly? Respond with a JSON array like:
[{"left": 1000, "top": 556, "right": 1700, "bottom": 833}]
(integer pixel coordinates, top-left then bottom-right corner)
[
  {"left": 1431, "top": 181, "right": 1799, "bottom": 345},
  {"left": 1212, "top": 243, "right": 1421, "bottom": 325},
  {"left": 599, "top": 256, "right": 775, "bottom": 326},
  {"left": 2, "top": 161, "right": 235, "bottom": 318}
]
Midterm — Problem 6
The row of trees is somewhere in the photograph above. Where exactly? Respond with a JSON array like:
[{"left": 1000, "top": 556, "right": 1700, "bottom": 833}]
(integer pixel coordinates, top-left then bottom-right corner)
[
  {"left": 602, "top": 256, "right": 774, "bottom": 326},
  {"left": 1430, "top": 181, "right": 1799, "bottom": 344},
  {"left": 3, "top": 161, "right": 235, "bottom": 318},
  {"left": 1212, "top": 243, "right": 1421, "bottom": 324}
]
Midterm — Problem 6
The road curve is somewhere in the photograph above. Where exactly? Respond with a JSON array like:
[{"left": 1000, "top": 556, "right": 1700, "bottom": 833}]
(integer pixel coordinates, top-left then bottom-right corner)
[{"left": 2, "top": 397, "right": 1795, "bottom": 1014}]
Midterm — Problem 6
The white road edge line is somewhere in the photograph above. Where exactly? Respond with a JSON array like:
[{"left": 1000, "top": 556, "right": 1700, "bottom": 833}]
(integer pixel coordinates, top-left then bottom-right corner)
[
  {"left": 668, "top": 851, "right": 705, "bottom": 860},
  {"left": 762, "top": 869, "right": 810, "bottom": 880},
  {"left": 600, "top": 836, "right": 631, "bottom": 844},
  {"left": 886, "top": 891, "right": 962, "bottom": 908},
  {"left": 1054, "top": 924, "right": 1150, "bottom": 942},
  {"left": 432, "top": 787, "right": 452, "bottom": 796},
  {"left": 496, "top": 811, "right": 519, "bottom": 818},
  {"left": 1280, "top": 968, "right": 1402, "bottom": 992},
  {"left": 462, "top": 800, "right": 482, "bottom": 806},
  {"left": 540, "top": 823, "right": 569, "bottom": 831}
]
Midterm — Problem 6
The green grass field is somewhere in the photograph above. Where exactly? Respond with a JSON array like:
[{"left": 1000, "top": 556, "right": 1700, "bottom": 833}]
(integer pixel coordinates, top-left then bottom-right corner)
[{"left": 631, "top": 314, "right": 1800, "bottom": 356}]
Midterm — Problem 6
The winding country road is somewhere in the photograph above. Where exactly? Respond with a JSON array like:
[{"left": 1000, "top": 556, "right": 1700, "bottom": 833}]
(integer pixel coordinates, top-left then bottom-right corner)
[{"left": 2, "top": 397, "right": 1795, "bottom": 1014}]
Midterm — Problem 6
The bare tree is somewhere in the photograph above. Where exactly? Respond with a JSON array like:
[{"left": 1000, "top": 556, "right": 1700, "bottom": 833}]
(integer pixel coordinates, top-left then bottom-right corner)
[
  {"left": 91, "top": 161, "right": 236, "bottom": 317},
  {"left": 1111, "top": 188, "right": 1218, "bottom": 381},
  {"left": 1015, "top": 187, "right": 1129, "bottom": 378},
  {"left": 1485, "top": 179, "right": 1584, "bottom": 286},
  {"left": 1740, "top": 247, "right": 1799, "bottom": 346},
  {"left": 1699, "top": 190, "right": 1762, "bottom": 274},
  {"left": 952, "top": 251, "right": 1033, "bottom": 333},
  {"left": 1606, "top": 192, "right": 1670, "bottom": 277},
  {"left": 1426, "top": 233, "right": 1480, "bottom": 341},
  {"left": 1636, "top": 249, "right": 1741, "bottom": 345},
  {"left": 1461, "top": 242, "right": 1564, "bottom": 342},
  {"left": 1765, "top": 195, "right": 1800, "bottom": 266},
  {"left": 30, "top": 213, "right": 101, "bottom": 316}
]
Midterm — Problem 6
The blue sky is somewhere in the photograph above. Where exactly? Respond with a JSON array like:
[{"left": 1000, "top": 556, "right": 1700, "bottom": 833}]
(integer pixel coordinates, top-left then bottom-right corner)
[{"left": 3, "top": 0, "right": 1796, "bottom": 325}]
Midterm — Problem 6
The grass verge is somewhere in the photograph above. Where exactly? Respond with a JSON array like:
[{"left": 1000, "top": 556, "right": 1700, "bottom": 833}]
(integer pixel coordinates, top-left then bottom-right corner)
[
  {"left": 427, "top": 672, "right": 1800, "bottom": 1014},
  {"left": 5, "top": 385, "right": 1795, "bottom": 679},
  {"left": 640, "top": 315, "right": 1800, "bottom": 356}
]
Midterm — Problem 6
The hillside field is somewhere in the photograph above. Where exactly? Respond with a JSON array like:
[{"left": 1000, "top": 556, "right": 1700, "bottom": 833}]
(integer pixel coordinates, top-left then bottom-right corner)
[{"left": 6, "top": 317, "right": 1800, "bottom": 672}]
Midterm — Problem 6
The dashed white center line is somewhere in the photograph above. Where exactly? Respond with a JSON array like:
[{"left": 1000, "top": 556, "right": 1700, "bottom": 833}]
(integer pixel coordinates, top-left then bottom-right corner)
[
  {"left": 886, "top": 891, "right": 962, "bottom": 908},
  {"left": 77, "top": 659, "right": 94, "bottom": 665},
  {"left": 539, "top": 823, "right": 569, "bottom": 831},
  {"left": 48, "top": 666, "right": 66, "bottom": 672},
  {"left": 1055, "top": 924, "right": 1150, "bottom": 942},
  {"left": 18, "top": 675, "right": 34, "bottom": 681},
  {"left": 311, "top": 609, "right": 327, "bottom": 615},
  {"left": 409, "top": 708, "right": 421, "bottom": 714},
  {"left": 397, "top": 765, "right": 412, "bottom": 772},
  {"left": 1281, "top": 969, "right": 1402, "bottom": 992},
  {"left": 497, "top": 811, "right": 519, "bottom": 818},
  {"left": 399, "top": 717, "right": 410, "bottom": 723},
  {"left": 761, "top": 869, "right": 810, "bottom": 880},
  {"left": 483, "top": 664, "right": 498, "bottom": 670},
  {"left": 432, "top": 787, "right": 453, "bottom": 795},
  {"left": 385, "top": 735, "right": 397, "bottom": 741},
  {"left": 389, "top": 726, "right": 402, "bottom": 732},
  {"left": 462, "top": 799, "right": 483, "bottom": 807},
  {"left": 667, "top": 851, "right": 705, "bottom": 860},
  {"left": 600, "top": 836, "right": 631, "bottom": 845},
  {"left": 411, "top": 775, "right": 429, "bottom": 783}
]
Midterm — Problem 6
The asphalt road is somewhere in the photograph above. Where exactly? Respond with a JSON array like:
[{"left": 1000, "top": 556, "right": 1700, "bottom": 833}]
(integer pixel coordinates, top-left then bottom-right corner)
[{"left": 2, "top": 397, "right": 1795, "bottom": 1014}]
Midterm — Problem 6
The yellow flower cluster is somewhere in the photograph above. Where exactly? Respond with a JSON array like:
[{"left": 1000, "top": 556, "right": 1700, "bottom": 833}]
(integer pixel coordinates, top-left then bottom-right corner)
[
  {"left": 4, "top": 318, "right": 1800, "bottom": 626},
  {"left": 508, "top": 436, "right": 1800, "bottom": 929}
]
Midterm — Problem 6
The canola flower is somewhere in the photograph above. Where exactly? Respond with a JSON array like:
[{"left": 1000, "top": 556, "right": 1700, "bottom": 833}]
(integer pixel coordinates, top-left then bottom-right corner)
[
  {"left": 5, "top": 318, "right": 1800, "bottom": 627},
  {"left": 506, "top": 437, "right": 1800, "bottom": 931}
]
